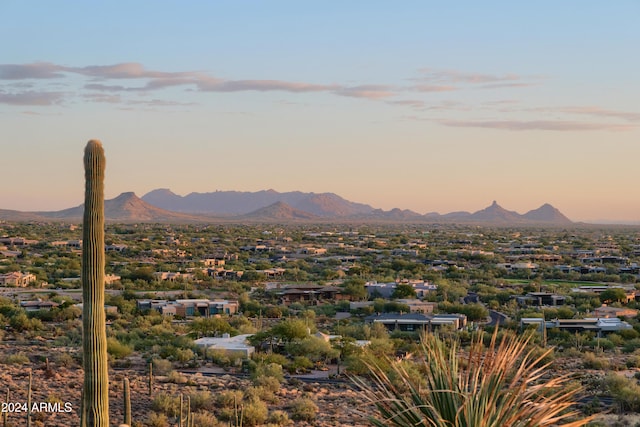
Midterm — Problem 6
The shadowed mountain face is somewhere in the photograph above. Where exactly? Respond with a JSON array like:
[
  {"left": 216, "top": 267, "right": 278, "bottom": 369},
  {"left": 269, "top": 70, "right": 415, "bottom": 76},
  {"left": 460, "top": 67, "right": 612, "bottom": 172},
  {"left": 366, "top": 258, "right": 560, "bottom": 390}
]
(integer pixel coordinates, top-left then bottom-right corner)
[
  {"left": 438, "top": 201, "right": 573, "bottom": 225},
  {"left": 470, "top": 200, "right": 524, "bottom": 223},
  {"left": 238, "top": 201, "right": 319, "bottom": 221},
  {"left": 141, "top": 189, "right": 375, "bottom": 217},
  {"left": 523, "top": 203, "right": 573, "bottom": 224},
  {"left": 38, "top": 192, "right": 205, "bottom": 222}
]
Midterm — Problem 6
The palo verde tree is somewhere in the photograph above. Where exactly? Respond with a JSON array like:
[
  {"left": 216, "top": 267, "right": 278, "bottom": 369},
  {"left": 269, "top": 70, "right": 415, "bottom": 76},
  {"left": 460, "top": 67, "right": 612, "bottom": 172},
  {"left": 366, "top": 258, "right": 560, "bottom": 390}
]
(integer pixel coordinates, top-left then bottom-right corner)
[{"left": 81, "top": 140, "right": 109, "bottom": 427}]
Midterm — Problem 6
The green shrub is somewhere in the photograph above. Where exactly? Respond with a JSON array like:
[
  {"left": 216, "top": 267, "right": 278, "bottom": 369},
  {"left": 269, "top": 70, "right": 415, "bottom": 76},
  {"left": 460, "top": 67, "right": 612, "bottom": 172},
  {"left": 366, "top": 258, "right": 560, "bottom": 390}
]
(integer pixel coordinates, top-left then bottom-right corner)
[
  {"left": 288, "top": 356, "right": 313, "bottom": 373},
  {"left": 252, "top": 362, "right": 284, "bottom": 383},
  {"left": 171, "top": 371, "right": 191, "bottom": 384},
  {"left": 253, "top": 375, "right": 281, "bottom": 393},
  {"left": 242, "top": 399, "right": 268, "bottom": 427},
  {"left": 188, "top": 390, "right": 214, "bottom": 411},
  {"left": 605, "top": 373, "right": 640, "bottom": 411},
  {"left": 216, "top": 390, "right": 244, "bottom": 409},
  {"left": 268, "top": 410, "right": 290, "bottom": 425},
  {"left": 147, "top": 411, "right": 169, "bottom": 427},
  {"left": 289, "top": 397, "right": 318, "bottom": 422},
  {"left": 0, "top": 353, "right": 30, "bottom": 365},
  {"left": 174, "top": 347, "right": 195, "bottom": 363},
  {"left": 622, "top": 338, "right": 640, "bottom": 353},
  {"left": 583, "top": 352, "right": 610, "bottom": 370},
  {"left": 54, "top": 352, "right": 76, "bottom": 367},
  {"left": 152, "top": 358, "right": 173, "bottom": 375},
  {"left": 152, "top": 392, "right": 181, "bottom": 417},
  {"left": 192, "top": 411, "right": 223, "bottom": 427},
  {"left": 244, "top": 385, "right": 279, "bottom": 404},
  {"left": 107, "top": 337, "right": 133, "bottom": 359}
]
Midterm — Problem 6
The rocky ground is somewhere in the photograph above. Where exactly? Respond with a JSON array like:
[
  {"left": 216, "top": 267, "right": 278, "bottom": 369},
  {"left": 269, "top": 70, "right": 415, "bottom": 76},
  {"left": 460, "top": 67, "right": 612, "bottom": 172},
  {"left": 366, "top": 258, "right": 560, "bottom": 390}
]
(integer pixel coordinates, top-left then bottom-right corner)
[
  {"left": 2, "top": 341, "right": 639, "bottom": 426},
  {"left": 0, "top": 343, "right": 371, "bottom": 427}
]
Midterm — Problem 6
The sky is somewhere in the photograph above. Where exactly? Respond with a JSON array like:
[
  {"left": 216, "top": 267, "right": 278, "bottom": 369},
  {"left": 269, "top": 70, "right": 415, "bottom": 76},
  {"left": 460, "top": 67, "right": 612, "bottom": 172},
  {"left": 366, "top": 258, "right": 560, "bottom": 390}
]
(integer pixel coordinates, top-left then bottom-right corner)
[{"left": 1, "top": 1, "right": 639, "bottom": 223}]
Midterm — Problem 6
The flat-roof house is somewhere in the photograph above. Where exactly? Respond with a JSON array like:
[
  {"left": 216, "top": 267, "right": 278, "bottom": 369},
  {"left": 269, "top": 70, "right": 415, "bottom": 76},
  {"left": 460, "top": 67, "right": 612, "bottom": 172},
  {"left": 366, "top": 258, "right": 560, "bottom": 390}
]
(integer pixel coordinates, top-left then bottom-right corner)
[
  {"left": 0, "top": 272, "right": 36, "bottom": 287},
  {"left": 194, "top": 334, "right": 255, "bottom": 358},
  {"left": 521, "top": 317, "right": 632, "bottom": 334},
  {"left": 276, "top": 284, "right": 346, "bottom": 305},
  {"left": 365, "top": 312, "right": 467, "bottom": 332},
  {"left": 137, "top": 299, "right": 239, "bottom": 317},
  {"left": 516, "top": 292, "right": 566, "bottom": 307},
  {"left": 593, "top": 305, "right": 638, "bottom": 319},
  {"left": 20, "top": 300, "right": 59, "bottom": 312}
]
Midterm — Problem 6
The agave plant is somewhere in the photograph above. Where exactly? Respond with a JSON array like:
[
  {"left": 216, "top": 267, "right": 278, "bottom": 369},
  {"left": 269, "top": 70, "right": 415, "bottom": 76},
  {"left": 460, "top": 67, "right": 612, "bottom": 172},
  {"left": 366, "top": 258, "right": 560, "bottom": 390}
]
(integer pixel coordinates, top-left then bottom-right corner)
[{"left": 354, "top": 329, "right": 594, "bottom": 427}]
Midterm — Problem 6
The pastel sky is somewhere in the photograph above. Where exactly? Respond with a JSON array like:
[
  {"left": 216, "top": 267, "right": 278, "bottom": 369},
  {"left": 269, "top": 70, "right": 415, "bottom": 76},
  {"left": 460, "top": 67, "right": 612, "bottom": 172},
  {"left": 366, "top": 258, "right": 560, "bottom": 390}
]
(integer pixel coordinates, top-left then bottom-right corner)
[{"left": 1, "top": 1, "right": 639, "bottom": 223}]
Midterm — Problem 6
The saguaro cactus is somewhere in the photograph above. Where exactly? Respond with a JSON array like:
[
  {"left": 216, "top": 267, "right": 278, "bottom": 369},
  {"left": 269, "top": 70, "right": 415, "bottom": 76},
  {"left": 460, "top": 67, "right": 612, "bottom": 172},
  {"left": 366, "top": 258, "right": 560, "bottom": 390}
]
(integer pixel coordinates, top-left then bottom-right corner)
[
  {"left": 27, "top": 370, "right": 32, "bottom": 427},
  {"left": 123, "top": 377, "right": 131, "bottom": 427},
  {"left": 81, "top": 140, "right": 109, "bottom": 427}
]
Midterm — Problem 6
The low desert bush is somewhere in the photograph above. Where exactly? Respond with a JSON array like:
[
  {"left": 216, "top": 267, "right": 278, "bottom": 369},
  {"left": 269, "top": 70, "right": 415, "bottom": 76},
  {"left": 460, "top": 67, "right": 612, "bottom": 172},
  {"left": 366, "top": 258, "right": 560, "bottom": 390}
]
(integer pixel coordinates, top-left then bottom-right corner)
[{"left": 289, "top": 397, "right": 318, "bottom": 422}]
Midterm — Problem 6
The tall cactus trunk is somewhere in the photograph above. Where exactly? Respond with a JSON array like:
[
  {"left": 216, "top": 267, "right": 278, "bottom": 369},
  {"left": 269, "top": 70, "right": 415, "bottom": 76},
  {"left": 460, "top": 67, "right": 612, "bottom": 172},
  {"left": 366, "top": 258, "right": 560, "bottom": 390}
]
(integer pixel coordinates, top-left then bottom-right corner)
[
  {"left": 123, "top": 377, "right": 131, "bottom": 427},
  {"left": 3, "top": 388, "right": 9, "bottom": 427},
  {"left": 148, "top": 362, "right": 153, "bottom": 396},
  {"left": 81, "top": 140, "right": 109, "bottom": 427},
  {"left": 27, "top": 370, "right": 32, "bottom": 427}
]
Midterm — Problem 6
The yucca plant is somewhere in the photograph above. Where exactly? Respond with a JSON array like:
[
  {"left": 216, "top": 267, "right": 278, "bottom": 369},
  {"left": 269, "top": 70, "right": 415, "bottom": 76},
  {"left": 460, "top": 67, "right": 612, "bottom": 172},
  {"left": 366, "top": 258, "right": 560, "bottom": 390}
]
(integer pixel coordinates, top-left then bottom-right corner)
[{"left": 354, "top": 329, "right": 594, "bottom": 427}]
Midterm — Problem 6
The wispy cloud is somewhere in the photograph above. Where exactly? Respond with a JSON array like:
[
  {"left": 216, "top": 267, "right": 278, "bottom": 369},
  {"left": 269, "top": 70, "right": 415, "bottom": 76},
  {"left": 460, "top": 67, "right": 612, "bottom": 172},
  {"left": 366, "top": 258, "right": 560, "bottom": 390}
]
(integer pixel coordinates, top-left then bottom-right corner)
[
  {"left": 69, "top": 63, "right": 196, "bottom": 80},
  {"left": 0, "top": 62, "right": 66, "bottom": 80},
  {"left": 0, "top": 90, "right": 64, "bottom": 105},
  {"left": 83, "top": 93, "right": 122, "bottom": 104},
  {"left": 388, "top": 100, "right": 426, "bottom": 109},
  {"left": 555, "top": 106, "right": 640, "bottom": 122},
  {"left": 478, "top": 82, "right": 536, "bottom": 90},
  {"left": 417, "top": 68, "right": 524, "bottom": 84},
  {"left": 199, "top": 79, "right": 338, "bottom": 93},
  {"left": 438, "top": 119, "right": 635, "bottom": 132},
  {"left": 411, "top": 84, "right": 457, "bottom": 93},
  {"left": 334, "top": 85, "right": 395, "bottom": 99},
  {"left": 126, "top": 98, "right": 197, "bottom": 107},
  {"left": 1, "top": 61, "right": 635, "bottom": 136}
]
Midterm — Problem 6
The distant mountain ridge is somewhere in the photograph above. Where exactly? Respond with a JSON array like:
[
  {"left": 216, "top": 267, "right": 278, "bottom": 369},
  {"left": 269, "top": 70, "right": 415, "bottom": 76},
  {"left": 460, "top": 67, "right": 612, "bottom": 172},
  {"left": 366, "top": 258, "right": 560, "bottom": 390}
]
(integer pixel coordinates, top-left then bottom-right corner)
[
  {"left": 38, "top": 192, "right": 205, "bottom": 223},
  {"left": 140, "top": 188, "right": 572, "bottom": 225},
  {"left": 142, "top": 188, "right": 375, "bottom": 217},
  {"left": 0, "top": 189, "right": 574, "bottom": 225}
]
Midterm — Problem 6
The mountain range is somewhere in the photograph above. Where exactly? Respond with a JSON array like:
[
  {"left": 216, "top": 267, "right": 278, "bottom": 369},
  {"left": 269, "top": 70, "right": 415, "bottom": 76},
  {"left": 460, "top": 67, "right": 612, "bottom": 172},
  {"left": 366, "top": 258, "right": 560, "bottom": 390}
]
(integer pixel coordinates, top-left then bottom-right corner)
[{"left": 0, "top": 189, "right": 574, "bottom": 225}]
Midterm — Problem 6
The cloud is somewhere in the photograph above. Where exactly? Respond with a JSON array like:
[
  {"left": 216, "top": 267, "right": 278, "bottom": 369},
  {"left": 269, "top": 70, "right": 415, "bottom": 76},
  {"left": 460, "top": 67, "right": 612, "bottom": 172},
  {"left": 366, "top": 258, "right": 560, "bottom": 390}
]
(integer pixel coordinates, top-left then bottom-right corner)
[
  {"left": 126, "top": 98, "right": 197, "bottom": 107},
  {"left": 0, "top": 62, "right": 65, "bottom": 80},
  {"left": 478, "top": 82, "right": 536, "bottom": 89},
  {"left": 199, "top": 79, "right": 338, "bottom": 93},
  {"left": 68, "top": 63, "right": 184, "bottom": 79},
  {"left": 83, "top": 93, "right": 123, "bottom": 104},
  {"left": 411, "top": 84, "right": 457, "bottom": 93},
  {"left": 438, "top": 119, "right": 635, "bottom": 132},
  {"left": 418, "top": 68, "right": 523, "bottom": 84},
  {"left": 84, "top": 83, "right": 135, "bottom": 92},
  {"left": 557, "top": 106, "right": 640, "bottom": 122},
  {"left": 334, "top": 85, "right": 396, "bottom": 99},
  {"left": 0, "top": 90, "right": 64, "bottom": 105},
  {"left": 388, "top": 100, "right": 426, "bottom": 109}
]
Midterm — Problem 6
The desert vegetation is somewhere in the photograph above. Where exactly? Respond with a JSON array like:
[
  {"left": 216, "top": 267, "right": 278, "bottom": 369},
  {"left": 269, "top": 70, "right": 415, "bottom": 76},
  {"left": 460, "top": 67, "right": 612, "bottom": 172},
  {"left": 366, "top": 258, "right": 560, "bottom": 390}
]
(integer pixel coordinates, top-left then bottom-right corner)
[{"left": 4, "top": 219, "right": 640, "bottom": 425}]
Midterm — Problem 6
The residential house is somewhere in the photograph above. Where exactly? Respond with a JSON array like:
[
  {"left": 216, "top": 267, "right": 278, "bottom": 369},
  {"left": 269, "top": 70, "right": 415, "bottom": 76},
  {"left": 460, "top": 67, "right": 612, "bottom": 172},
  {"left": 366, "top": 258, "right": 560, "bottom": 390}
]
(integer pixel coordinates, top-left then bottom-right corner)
[
  {"left": 276, "top": 284, "right": 346, "bottom": 305},
  {"left": 138, "top": 299, "right": 239, "bottom": 317},
  {"left": 516, "top": 292, "right": 566, "bottom": 307},
  {"left": 593, "top": 305, "right": 638, "bottom": 318},
  {"left": 20, "top": 300, "right": 59, "bottom": 312},
  {"left": 394, "top": 299, "right": 437, "bottom": 314},
  {"left": 365, "top": 312, "right": 467, "bottom": 332},
  {"left": 521, "top": 317, "right": 633, "bottom": 334},
  {"left": 194, "top": 334, "right": 255, "bottom": 358},
  {"left": 0, "top": 272, "right": 36, "bottom": 287}
]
